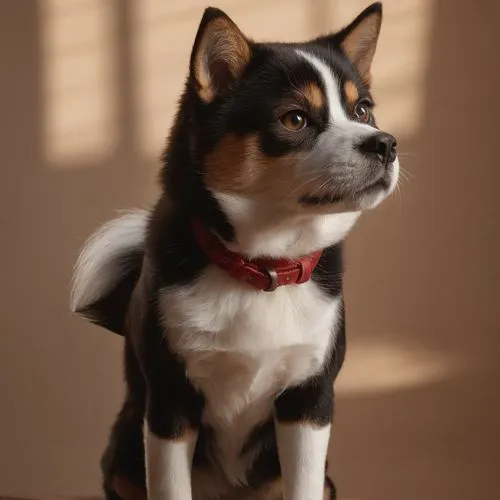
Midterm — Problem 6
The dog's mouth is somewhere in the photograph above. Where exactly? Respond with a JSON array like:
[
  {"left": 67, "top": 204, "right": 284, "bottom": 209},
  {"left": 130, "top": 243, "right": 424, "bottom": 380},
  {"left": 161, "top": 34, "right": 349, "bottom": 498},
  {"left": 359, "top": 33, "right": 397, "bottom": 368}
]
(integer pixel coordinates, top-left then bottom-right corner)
[
  {"left": 300, "top": 193, "right": 344, "bottom": 206},
  {"left": 300, "top": 176, "right": 390, "bottom": 206}
]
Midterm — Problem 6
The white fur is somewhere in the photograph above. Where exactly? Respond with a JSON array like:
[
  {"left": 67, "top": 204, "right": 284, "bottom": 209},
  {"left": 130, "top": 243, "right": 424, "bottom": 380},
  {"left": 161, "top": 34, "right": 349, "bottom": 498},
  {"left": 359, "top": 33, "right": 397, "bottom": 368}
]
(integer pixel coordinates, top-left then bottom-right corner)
[
  {"left": 145, "top": 422, "right": 196, "bottom": 500},
  {"left": 70, "top": 210, "right": 148, "bottom": 312},
  {"left": 160, "top": 265, "right": 341, "bottom": 487},
  {"left": 276, "top": 423, "right": 331, "bottom": 500},
  {"left": 215, "top": 192, "right": 360, "bottom": 259}
]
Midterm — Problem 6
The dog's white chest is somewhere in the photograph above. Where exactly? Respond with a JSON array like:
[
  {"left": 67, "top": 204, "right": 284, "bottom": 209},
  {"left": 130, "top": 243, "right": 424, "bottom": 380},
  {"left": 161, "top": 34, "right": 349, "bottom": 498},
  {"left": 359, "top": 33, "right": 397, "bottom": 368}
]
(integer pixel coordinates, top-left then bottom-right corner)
[{"left": 160, "top": 265, "right": 340, "bottom": 484}]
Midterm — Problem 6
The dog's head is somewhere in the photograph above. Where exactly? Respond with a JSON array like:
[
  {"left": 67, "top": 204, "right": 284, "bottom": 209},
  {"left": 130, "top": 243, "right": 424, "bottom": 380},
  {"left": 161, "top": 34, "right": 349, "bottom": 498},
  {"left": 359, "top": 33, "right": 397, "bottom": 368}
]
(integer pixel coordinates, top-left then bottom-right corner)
[{"left": 163, "top": 3, "right": 399, "bottom": 255}]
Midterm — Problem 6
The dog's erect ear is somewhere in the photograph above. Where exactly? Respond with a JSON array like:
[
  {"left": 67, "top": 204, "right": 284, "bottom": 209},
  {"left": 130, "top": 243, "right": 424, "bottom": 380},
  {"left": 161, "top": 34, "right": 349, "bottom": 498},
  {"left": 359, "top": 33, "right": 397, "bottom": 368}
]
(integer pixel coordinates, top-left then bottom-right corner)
[
  {"left": 317, "top": 3, "right": 382, "bottom": 85},
  {"left": 190, "top": 7, "right": 252, "bottom": 103},
  {"left": 338, "top": 3, "right": 382, "bottom": 83}
]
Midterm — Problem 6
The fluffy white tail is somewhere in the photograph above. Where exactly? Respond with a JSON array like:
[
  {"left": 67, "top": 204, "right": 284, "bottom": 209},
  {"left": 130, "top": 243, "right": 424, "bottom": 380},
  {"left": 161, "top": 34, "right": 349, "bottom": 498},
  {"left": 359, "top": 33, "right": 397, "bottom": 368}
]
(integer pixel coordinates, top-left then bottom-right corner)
[{"left": 70, "top": 210, "right": 149, "bottom": 319}]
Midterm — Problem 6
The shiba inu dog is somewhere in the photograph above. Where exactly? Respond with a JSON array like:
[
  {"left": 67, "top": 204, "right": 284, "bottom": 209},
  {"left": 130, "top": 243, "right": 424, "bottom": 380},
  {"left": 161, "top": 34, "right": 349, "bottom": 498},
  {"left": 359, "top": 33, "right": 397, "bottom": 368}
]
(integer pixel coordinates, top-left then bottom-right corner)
[{"left": 71, "top": 3, "right": 399, "bottom": 499}]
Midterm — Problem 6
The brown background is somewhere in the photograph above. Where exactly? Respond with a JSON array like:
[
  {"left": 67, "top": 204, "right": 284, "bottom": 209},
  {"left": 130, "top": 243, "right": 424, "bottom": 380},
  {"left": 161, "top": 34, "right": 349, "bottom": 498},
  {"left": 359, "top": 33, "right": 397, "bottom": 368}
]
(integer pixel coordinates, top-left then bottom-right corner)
[{"left": 1, "top": 1, "right": 499, "bottom": 499}]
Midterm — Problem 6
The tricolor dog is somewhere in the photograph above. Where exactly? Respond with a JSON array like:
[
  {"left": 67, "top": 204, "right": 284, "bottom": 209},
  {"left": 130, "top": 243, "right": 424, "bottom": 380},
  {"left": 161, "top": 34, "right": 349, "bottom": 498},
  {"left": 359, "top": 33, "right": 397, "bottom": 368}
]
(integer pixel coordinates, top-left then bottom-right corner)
[{"left": 71, "top": 3, "right": 399, "bottom": 499}]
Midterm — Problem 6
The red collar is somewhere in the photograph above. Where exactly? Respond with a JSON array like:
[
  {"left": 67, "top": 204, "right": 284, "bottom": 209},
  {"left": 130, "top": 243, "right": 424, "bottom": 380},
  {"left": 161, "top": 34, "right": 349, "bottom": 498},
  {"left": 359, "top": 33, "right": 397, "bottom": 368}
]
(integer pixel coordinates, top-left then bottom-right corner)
[{"left": 190, "top": 217, "right": 323, "bottom": 292}]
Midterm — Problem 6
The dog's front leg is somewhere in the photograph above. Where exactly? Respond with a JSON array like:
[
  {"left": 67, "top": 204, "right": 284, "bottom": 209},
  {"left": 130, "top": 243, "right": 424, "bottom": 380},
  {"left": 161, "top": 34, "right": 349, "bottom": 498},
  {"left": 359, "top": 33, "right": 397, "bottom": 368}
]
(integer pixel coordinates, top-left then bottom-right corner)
[
  {"left": 275, "top": 375, "right": 333, "bottom": 500},
  {"left": 144, "top": 381, "right": 202, "bottom": 500},
  {"left": 139, "top": 341, "right": 202, "bottom": 500},
  {"left": 127, "top": 261, "right": 203, "bottom": 500},
  {"left": 145, "top": 421, "right": 197, "bottom": 500}
]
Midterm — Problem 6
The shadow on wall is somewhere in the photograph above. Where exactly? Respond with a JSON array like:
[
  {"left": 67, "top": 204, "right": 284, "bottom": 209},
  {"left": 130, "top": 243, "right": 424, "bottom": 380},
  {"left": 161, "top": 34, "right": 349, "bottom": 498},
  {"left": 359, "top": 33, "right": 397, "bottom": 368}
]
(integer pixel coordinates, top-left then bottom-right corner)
[{"left": 0, "top": 1, "right": 499, "bottom": 499}]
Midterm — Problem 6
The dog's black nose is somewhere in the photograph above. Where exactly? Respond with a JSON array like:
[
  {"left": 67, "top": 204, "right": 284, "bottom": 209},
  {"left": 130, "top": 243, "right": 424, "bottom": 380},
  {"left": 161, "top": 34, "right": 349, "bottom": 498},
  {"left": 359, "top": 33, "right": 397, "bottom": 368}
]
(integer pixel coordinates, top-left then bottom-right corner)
[{"left": 359, "top": 132, "right": 397, "bottom": 166}]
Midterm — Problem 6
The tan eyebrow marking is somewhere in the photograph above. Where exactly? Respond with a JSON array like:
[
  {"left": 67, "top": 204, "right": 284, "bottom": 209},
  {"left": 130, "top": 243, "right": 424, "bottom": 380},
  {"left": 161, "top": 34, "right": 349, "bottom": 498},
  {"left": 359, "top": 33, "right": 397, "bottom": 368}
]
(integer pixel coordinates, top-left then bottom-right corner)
[
  {"left": 344, "top": 80, "right": 359, "bottom": 108},
  {"left": 302, "top": 82, "right": 325, "bottom": 109}
]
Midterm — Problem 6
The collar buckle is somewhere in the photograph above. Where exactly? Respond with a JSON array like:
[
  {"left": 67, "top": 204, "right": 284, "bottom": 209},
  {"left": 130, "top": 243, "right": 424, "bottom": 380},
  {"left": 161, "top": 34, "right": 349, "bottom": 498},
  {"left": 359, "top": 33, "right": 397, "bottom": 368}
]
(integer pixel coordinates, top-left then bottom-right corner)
[{"left": 263, "top": 267, "right": 279, "bottom": 292}]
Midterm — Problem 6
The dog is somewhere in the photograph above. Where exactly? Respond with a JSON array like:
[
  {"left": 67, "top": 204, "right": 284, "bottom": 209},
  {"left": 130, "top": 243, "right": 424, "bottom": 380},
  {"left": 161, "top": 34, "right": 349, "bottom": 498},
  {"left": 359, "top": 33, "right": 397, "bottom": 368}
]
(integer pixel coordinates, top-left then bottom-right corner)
[{"left": 70, "top": 3, "right": 399, "bottom": 499}]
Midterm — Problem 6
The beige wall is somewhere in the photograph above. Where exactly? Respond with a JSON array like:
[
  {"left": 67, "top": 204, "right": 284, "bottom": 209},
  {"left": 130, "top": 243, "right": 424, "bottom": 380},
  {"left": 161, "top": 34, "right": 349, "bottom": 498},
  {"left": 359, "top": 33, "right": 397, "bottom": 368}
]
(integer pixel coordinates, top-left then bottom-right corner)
[{"left": 0, "top": 1, "right": 499, "bottom": 499}]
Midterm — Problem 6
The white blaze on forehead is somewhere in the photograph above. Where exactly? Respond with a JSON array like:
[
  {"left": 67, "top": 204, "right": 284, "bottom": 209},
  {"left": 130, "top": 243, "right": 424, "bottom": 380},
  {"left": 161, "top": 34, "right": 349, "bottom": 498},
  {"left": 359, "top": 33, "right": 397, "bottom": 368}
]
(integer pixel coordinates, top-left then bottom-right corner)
[
  {"left": 294, "top": 48, "right": 379, "bottom": 170},
  {"left": 295, "top": 49, "right": 375, "bottom": 137},
  {"left": 295, "top": 49, "right": 349, "bottom": 124}
]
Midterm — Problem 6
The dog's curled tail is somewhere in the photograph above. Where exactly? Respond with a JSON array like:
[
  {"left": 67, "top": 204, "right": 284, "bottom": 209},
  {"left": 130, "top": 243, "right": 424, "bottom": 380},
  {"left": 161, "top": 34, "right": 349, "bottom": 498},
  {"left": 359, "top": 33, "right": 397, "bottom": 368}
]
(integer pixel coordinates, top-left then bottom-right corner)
[{"left": 70, "top": 209, "right": 149, "bottom": 335}]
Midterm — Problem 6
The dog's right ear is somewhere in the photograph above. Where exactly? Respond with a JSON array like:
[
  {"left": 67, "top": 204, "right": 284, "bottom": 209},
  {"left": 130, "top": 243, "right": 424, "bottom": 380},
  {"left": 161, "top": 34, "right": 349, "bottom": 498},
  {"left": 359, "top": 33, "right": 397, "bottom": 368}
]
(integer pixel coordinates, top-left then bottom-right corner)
[{"left": 190, "top": 7, "right": 252, "bottom": 103}]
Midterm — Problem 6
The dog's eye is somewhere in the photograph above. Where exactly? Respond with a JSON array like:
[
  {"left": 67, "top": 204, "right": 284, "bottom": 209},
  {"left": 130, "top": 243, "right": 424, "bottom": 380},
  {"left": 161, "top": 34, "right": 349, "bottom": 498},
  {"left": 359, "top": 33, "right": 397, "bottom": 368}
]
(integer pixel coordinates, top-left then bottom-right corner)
[
  {"left": 280, "top": 111, "right": 307, "bottom": 131},
  {"left": 354, "top": 101, "right": 372, "bottom": 123}
]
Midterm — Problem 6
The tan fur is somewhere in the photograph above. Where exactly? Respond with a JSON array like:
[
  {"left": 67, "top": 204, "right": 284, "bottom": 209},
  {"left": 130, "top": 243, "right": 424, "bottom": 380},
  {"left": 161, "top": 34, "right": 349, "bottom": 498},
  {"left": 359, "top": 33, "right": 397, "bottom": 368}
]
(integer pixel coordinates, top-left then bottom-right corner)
[
  {"left": 302, "top": 82, "right": 324, "bottom": 109},
  {"left": 194, "top": 17, "right": 251, "bottom": 103},
  {"left": 174, "top": 426, "right": 198, "bottom": 441},
  {"left": 204, "top": 134, "right": 304, "bottom": 195},
  {"left": 204, "top": 134, "right": 252, "bottom": 192},
  {"left": 341, "top": 11, "right": 381, "bottom": 84},
  {"left": 344, "top": 80, "right": 359, "bottom": 108}
]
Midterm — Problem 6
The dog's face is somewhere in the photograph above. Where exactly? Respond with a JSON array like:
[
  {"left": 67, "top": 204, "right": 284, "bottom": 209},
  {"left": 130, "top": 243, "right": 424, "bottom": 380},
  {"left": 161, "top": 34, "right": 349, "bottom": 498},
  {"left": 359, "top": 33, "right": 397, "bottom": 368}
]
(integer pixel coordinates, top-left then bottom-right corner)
[{"left": 187, "top": 3, "right": 398, "bottom": 218}]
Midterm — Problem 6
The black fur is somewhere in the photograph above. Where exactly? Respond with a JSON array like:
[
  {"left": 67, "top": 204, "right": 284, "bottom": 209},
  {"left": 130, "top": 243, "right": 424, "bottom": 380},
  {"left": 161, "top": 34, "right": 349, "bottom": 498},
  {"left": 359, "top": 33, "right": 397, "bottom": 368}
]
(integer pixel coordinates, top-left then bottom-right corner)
[{"left": 275, "top": 312, "right": 346, "bottom": 426}]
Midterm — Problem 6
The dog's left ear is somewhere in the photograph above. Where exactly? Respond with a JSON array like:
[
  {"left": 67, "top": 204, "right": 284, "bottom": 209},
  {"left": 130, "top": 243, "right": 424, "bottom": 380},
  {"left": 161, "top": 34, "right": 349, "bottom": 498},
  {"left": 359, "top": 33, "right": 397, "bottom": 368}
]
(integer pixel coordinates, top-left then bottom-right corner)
[{"left": 318, "top": 2, "right": 383, "bottom": 85}]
